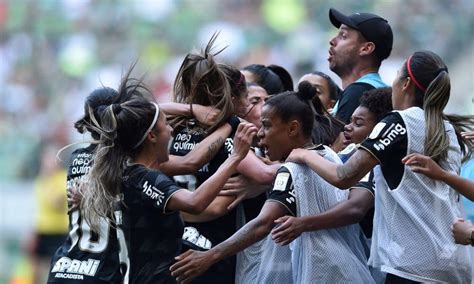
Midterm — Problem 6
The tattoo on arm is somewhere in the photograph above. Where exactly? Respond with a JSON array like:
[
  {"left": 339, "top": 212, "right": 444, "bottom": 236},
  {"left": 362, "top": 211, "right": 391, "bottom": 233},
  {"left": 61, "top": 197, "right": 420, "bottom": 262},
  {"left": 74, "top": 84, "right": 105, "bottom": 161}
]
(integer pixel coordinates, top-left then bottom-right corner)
[
  {"left": 215, "top": 219, "right": 267, "bottom": 260},
  {"left": 206, "top": 137, "right": 224, "bottom": 160},
  {"left": 336, "top": 153, "right": 363, "bottom": 181}
]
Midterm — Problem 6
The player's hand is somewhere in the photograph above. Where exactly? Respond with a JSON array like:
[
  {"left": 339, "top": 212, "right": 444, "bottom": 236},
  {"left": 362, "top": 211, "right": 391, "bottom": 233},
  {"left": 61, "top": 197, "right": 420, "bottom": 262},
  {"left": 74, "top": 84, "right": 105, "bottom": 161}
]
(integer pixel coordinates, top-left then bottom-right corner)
[
  {"left": 402, "top": 153, "right": 446, "bottom": 181},
  {"left": 271, "top": 215, "right": 306, "bottom": 246},
  {"left": 67, "top": 180, "right": 83, "bottom": 212},
  {"left": 192, "top": 104, "right": 220, "bottom": 126},
  {"left": 170, "top": 249, "right": 214, "bottom": 284},
  {"left": 452, "top": 218, "right": 473, "bottom": 245},
  {"left": 286, "top": 148, "right": 308, "bottom": 164},
  {"left": 220, "top": 175, "right": 252, "bottom": 210},
  {"left": 231, "top": 122, "right": 258, "bottom": 161},
  {"left": 461, "top": 131, "right": 474, "bottom": 141}
]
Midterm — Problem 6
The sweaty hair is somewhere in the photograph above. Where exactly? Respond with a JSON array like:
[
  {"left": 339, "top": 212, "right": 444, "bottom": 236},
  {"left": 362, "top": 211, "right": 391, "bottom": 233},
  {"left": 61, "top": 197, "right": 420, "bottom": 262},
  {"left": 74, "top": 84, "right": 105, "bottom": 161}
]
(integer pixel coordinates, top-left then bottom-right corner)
[
  {"left": 74, "top": 87, "right": 118, "bottom": 139},
  {"left": 401, "top": 50, "right": 473, "bottom": 162},
  {"left": 265, "top": 81, "right": 344, "bottom": 145},
  {"left": 243, "top": 64, "right": 293, "bottom": 95},
  {"left": 359, "top": 87, "right": 393, "bottom": 122},
  {"left": 171, "top": 33, "right": 240, "bottom": 133},
  {"left": 311, "top": 71, "right": 342, "bottom": 102},
  {"left": 81, "top": 69, "right": 158, "bottom": 231}
]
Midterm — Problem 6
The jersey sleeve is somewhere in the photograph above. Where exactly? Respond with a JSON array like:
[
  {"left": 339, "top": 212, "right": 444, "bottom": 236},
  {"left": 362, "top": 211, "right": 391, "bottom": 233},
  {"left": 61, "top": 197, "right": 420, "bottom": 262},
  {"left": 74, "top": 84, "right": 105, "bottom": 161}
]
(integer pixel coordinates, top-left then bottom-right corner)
[
  {"left": 139, "top": 170, "right": 181, "bottom": 214},
  {"left": 359, "top": 112, "right": 408, "bottom": 166},
  {"left": 352, "top": 169, "right": 375, "bottom": 197},
  {"left": 266, "top": 166, "right": 296, "bottom": 216}
]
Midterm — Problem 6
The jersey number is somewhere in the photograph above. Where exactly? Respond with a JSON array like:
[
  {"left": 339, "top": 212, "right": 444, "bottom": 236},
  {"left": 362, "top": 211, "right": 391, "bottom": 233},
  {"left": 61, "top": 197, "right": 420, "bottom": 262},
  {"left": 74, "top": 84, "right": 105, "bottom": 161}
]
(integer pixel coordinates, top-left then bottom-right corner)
[{"left": 69, "top": 210, "right": 109, "bottom": 253}]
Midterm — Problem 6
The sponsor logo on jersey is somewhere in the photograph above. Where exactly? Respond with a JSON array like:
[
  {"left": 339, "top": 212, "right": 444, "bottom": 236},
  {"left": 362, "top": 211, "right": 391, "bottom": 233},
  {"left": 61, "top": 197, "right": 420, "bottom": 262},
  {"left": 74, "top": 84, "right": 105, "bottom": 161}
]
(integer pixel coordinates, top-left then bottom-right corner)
[
  {"left": 273, "top": 172, "right": 290, "bottom": 192},
  {"left": 70, "top": 153, "right": 93, "bottom": 175},
  {"left": 51, "top": 257, "right": 100, "bottom": 279},
  {"left": 368, "top": 122, "right": 386, "bottom": 139},
  {"left": 285, "top": 188, "right": 296, "bottom": 205},
  {"left": 172, "top": 133, "right": 197, "bottom": 152},
  {"left": 182, "top": 226, "right": 212, "bottom": 250},
  {"left": 373, "top": 123, "right": 406, "bottom": 151},
  {"left": 142, "top": 180, "right": 165, "bottom": 206}
]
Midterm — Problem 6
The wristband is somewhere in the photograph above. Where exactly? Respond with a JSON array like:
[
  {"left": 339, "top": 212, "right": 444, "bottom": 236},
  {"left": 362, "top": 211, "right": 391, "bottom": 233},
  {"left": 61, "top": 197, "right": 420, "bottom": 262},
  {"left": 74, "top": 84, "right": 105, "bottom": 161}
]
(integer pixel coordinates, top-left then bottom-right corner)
[{"left": 226, "top": 115, "right": 241, "bottom": 136}]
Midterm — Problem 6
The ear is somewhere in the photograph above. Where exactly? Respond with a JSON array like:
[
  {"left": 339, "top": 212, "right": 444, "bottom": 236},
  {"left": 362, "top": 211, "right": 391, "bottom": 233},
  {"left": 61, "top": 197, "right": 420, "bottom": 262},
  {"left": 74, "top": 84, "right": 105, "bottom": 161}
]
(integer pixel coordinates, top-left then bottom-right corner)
[
  {"left": 287, "top": 120, "right": 301, "bottom": 137},
  {"left": 360, "top": 42, "right": 376, "bottom": 57},
  {"left": 147, "top": 129, "right": 158, "bottom": 143},
  {"left": 402, "top": 76, "right": 413, "bottom": 94}
]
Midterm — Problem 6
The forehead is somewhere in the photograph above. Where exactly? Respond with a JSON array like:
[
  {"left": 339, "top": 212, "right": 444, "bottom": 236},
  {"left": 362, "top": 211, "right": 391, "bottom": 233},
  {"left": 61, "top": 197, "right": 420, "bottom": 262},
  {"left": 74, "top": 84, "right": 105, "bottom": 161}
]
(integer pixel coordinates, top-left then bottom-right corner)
[
  {"left": 248, "top": 85, "right": 267, "bottom": 97},
  {"left": 339, "top": 24, "right": 363, "bottom": 39},
  {"left": 352, "top": 106, "right": 374, "bottom": 119}
]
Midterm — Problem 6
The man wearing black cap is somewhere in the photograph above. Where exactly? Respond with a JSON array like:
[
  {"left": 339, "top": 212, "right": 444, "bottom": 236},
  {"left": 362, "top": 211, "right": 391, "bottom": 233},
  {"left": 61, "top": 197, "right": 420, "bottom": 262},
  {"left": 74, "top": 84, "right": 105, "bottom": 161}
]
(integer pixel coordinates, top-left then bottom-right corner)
[{"left": 328, "top": 8, "right": 393, "bottom": 124}]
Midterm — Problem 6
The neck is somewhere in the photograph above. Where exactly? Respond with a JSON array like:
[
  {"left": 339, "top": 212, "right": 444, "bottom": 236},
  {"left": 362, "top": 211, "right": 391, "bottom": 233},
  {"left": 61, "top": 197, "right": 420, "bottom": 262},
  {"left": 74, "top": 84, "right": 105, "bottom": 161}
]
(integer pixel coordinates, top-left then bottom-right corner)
[
  {"left": 131, "top": 149, "right": 160, "bottom": 169},
  {"left": 340, "top": 65, "right": 379, "bottom": 89}
]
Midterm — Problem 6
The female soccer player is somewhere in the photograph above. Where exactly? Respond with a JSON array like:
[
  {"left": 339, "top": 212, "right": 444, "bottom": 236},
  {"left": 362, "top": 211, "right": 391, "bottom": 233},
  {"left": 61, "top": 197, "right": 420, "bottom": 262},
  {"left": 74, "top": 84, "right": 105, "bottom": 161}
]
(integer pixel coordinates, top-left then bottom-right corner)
[
  {"left": 80, "top": 74, "right": 257, "bottom": 283},
  {"left": 287, "top": 51, "right": 473, "bottom": 283},
  {"left": 170, "top": 81, "right": 374, "bottom": 283}
]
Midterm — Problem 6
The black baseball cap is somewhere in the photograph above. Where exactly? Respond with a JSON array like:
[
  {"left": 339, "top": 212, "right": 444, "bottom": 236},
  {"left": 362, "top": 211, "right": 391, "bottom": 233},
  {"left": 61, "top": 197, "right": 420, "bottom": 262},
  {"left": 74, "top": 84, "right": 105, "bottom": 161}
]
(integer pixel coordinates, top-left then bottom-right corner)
[{"left": 329, "top": 8, "right": 393, "bottom": 61}]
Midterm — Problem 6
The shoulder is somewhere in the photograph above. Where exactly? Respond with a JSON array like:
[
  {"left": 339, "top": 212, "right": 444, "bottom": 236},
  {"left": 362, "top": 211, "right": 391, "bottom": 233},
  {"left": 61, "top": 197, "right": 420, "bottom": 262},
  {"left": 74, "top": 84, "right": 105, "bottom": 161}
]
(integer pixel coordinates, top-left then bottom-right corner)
[{"left": 342, "top": 82, "right": 374, "bottom": 97}]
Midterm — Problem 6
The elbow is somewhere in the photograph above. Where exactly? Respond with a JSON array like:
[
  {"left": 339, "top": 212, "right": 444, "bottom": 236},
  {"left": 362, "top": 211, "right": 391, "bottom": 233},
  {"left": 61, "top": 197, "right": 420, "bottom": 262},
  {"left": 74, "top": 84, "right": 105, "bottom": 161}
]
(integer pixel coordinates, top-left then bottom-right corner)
[
  {"left": 186, "top": 200, "right": 208, "bottom": 215},
  {"left": 251, "top": 216, "right": 274, "bottom": 237},
  {"left": 255, "top": 171, "right": 276, "bottom": 185},
  {"left": 345, "top": 207, "right": 367, "bottom": 223}
]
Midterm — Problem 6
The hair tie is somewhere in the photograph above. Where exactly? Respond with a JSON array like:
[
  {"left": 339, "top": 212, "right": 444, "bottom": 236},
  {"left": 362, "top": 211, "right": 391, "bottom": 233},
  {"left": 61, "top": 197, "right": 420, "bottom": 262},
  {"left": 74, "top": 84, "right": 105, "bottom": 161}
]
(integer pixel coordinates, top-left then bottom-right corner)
[{"left": 406, "top": 55, "right": 427, "bottom": 92}]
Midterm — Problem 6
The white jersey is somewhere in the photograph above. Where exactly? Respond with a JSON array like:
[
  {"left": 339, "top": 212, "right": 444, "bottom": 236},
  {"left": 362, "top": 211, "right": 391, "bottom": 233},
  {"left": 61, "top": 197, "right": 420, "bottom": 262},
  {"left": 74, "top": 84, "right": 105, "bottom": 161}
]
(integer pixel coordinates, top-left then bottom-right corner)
[
  {"left": 287, "top": 146, "right": 375, "bottom": 283},
  {"left": 368, "top": 107, "right": 472, "bottom": 282}
]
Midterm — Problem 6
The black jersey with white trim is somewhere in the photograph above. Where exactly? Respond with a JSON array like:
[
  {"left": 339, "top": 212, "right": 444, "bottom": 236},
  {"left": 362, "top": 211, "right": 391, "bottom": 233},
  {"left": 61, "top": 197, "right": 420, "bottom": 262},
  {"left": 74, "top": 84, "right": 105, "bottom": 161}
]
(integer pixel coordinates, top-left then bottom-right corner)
[
  {"left": 170, "top": 125, "right": 237, "bottom": 284},
  {"left": 48, "top": 145, "right": 123, "bottom": 284},
  {"left": 121, "top": 164, "right": 182, "bottom": 283},
  {"left": 266, "top": 167, "right": 297, "bottom": 216},
  {"left": 353, "top": 170, "right": 375, "bottom": 239},
  {"left": 360, "top": 112, "right": 408, "bottom": 190}
]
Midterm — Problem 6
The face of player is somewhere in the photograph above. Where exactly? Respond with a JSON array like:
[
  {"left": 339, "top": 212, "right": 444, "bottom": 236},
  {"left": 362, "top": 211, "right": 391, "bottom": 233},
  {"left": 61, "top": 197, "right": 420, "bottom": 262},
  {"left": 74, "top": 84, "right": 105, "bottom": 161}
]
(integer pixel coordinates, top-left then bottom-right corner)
[
  {"left": 244, "top": 85, "right": 268, "bottom": 128},
  {"left": 257, "top": 105, "right": 293, "bottom": 161},
  {"left": 232, "top": 87, "right": 250, "bottom": 118},
  {"left": 343, "top": 106, "right": 377, "bottom": 145},
  {"left": 299, "top": 74, "right": 335, "bottom": 111},
  {"left": 151, "top": 111, "right": 172, "bottom": 163},
  {"left": 328, "top": 25, "right": 364, "bottom": 77},
  {"left": 391, "top": 65, "right": 409, "bottom": 110}
]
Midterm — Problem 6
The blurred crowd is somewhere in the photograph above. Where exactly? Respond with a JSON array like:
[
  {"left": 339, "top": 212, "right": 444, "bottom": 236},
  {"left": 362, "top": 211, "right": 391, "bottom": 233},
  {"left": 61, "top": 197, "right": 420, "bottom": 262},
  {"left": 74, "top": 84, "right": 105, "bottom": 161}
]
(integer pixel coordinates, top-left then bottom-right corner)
[{"left": 1, "top": 0, "right": 473, "bottom": 181}]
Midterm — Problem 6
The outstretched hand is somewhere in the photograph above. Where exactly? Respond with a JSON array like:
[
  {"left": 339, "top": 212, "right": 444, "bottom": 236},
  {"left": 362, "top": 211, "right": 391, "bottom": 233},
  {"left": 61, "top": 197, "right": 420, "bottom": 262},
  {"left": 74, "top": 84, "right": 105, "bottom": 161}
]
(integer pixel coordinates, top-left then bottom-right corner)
[
  {"left": 170, "top": 250, "right": 214, "bottom": 284},
  {"left": 231, "top": 122, "right": 258, "bottom": 160},
  {"left": 271, "top": 215, "right": 306, "bottom": 246},
  {"left": 286, "top": 148, "right": 309, "bottom": 164},
  {"left": 220, "top": 175, "right": 252, "bottom": 210},
  {"left": 402, "top": 153, "right": 446, "bottom": 181}
]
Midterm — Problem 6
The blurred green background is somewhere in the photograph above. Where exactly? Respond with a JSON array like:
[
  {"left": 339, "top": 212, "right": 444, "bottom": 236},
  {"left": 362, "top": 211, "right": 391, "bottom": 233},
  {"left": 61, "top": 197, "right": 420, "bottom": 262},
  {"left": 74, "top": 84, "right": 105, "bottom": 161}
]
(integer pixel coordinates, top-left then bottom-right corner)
[{"left": 0, "top": 0, "right": 473, "bottom": 283}]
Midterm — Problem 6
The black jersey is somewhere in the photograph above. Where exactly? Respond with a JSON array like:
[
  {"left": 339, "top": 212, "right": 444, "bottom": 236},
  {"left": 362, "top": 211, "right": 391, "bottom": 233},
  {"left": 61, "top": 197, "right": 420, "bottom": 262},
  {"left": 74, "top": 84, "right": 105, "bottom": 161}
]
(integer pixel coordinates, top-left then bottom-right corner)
[
  {"left": 48, "top": 145, "right": 124, "bottom": 284},
  {"left": 121, "top": 164, "right": 182, "bottom": 283},
  {"left": 170, "top": 125, "right": 237, "bottom": 284}
]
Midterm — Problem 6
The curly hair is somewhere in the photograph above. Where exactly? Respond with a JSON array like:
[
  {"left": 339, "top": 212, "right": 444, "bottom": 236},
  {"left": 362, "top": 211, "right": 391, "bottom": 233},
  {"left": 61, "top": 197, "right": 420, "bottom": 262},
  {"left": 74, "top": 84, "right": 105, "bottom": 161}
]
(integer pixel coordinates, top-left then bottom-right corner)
[{"left": 359, "top": 87, "right": 393, "bottom": 122}]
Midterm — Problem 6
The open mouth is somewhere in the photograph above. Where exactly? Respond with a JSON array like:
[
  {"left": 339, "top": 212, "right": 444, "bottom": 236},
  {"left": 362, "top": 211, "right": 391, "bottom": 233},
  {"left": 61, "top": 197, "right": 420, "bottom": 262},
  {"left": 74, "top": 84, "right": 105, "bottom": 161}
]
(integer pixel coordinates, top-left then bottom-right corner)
[
  {"left": 258, "top": 142, "right": 269, "bottom": 156},
  {"left": 343, "top": 132, "right": 352, "bottom": 145}
]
